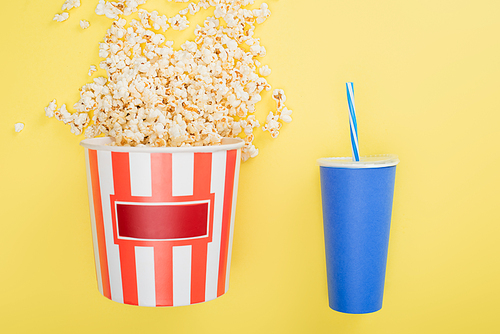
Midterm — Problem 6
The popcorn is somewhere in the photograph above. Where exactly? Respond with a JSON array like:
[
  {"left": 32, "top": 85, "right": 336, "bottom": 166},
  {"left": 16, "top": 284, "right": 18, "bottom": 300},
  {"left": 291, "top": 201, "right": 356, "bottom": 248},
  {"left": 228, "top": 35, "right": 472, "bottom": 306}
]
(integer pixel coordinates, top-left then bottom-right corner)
[
  {"left": 259, "top": 65, "right": 271, "bottom": 76},
  {"left": 124, "top": 1, "right": 148, "bottom": 16},
  {"left": 272, "top": 88, "right": 286, "bottom": 109},
  {"left": 45, "top": 99, "right": 58, "bottom": 118},
  {"left": 187, "top": 3, "right": 200, "bottom": 15},
  {"left": 48, "top": 0, "right": 293, "bottom": 160},
  {"left": 262, "top": 111, "right": 281, "bottom": 138},
  {"left": 149, "top": 11, "right": 169, "bottom": 31},
  {"left": 15, "top": 123, "right": 25, "bottom": 133},
  {"left": 168, "top": 14, "right": 189, "bottom": 31},
  {"left": 88, "top": 65, "right": 97, "bottom": 76},
  {"left": 279, "top": 107, "right": 293, "bottom": 123},
  {"left": 54, "top": 104, "right": 72, "bottom": 123},
  {"left": 80, "top": 20, "right": 90, "bottom": 29},
  {"left": 250, "top": 42, "right": 266, "bottom": 57},
  {"left": 53, "top": 13, "right": 69, "bottom": 22},
  {"left": 241, "top": 116, "right": 260, "bottom": 136},
  {"left": 95, "top": 0, "right": 122, "bottom": 19},
  {"left": 253, "top": 3, "right": 271, "bottom": 24},
  {"left": 62, "top": 0, "right": 81, "bottom": 11},
  {"left": 84, "top": 125, "right": 99, "bottom": 138},
  {"left": 241, "top": 142, "right": 258, "bottom": 162}
]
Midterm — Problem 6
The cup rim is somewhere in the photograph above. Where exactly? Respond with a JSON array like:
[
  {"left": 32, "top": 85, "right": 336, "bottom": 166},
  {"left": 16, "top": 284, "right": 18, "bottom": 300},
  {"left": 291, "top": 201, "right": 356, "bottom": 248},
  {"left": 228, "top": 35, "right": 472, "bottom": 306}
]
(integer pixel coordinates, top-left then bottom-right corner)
[
  {"left": 317, "top": 154, "right": 399, "bottom": 168},
  {"left": 80, "top": 137, "right": 245, "bottom": 153}
]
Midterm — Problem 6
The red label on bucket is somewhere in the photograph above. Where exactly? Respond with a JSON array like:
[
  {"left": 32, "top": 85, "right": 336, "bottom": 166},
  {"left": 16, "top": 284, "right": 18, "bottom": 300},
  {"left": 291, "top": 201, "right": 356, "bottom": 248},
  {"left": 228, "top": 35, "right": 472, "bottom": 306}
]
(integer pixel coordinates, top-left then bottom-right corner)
[{"left": 116, "top": 201, "right": 209, "bottom": 240}]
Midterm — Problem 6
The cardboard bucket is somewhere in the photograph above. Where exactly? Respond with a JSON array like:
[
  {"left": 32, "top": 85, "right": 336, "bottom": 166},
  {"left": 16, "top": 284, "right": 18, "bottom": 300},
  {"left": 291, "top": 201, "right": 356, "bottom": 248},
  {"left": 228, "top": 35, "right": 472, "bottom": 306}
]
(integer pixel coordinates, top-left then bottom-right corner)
[{"left": 81, "top": 137, "right": 244, "bottom": 307}]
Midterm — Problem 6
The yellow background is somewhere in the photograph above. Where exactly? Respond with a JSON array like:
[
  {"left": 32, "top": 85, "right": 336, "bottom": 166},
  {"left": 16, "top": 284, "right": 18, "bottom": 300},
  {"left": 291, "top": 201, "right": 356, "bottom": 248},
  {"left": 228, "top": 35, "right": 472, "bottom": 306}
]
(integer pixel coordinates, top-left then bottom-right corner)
[{"left": 1, "top": 0, "right": 499, "bottom": 333}]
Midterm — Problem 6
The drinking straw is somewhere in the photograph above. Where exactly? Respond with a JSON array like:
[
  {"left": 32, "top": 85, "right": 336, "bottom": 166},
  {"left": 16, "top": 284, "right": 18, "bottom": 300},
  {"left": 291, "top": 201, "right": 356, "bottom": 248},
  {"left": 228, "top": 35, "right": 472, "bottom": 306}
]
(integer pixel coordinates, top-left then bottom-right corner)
[{"left": 346, "top": 82, "right": 360, "bottom": 161}]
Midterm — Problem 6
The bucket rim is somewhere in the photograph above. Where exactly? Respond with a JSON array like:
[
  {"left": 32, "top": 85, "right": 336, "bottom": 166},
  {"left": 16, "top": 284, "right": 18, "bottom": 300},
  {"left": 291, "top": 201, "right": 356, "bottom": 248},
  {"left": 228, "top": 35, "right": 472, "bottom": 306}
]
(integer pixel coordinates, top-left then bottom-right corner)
[{"left": 80, "top": 137, "right": 245, "bottom": 153}]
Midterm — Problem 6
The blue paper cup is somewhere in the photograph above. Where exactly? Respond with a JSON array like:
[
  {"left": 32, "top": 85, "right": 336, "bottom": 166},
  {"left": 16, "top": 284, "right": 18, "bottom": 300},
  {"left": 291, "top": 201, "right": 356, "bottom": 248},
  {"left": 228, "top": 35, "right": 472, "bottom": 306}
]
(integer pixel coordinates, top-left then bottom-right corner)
[{"left": 317, "top": 155, "right": 399, "bottom": 314}]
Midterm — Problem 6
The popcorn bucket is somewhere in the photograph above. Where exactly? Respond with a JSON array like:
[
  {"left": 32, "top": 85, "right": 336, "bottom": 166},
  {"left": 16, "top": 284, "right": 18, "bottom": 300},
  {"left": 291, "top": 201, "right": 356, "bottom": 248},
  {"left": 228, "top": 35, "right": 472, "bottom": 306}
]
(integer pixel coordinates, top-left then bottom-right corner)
[{"left": 81, "top": 137, "right": 244, "bottom": 307}]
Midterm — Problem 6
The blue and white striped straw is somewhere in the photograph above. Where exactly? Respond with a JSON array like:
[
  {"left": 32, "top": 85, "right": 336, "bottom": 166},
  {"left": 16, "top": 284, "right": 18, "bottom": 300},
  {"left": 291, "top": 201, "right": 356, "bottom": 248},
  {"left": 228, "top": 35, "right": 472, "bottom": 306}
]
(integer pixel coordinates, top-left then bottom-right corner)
[{"left": 346, "top": 82, "right": 360, "bottom": 161}]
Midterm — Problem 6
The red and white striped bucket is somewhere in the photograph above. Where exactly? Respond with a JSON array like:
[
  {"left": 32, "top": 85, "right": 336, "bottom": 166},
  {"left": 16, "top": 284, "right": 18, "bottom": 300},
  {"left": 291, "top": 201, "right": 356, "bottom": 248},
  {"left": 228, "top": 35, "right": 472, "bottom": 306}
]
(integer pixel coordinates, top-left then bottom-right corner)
[{"left": 81, "top": 137, "right": 244, "bottom": 307}]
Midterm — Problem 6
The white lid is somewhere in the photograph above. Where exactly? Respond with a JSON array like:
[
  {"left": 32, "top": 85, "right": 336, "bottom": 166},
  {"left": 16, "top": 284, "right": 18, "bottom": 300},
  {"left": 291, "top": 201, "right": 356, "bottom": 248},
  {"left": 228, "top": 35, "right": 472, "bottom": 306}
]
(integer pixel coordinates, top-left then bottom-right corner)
[
  {"left": 317, "top": 154, "right": 399, "bottom": 168},
  {"left": 80, "top": 137, "right": 245, "bottom": 153}
]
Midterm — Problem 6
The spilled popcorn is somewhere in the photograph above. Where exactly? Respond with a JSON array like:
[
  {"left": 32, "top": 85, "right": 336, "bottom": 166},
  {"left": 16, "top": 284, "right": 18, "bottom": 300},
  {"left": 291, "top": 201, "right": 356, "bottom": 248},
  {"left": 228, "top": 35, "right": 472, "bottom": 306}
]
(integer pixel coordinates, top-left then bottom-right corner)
[
  {"left": 62, "top": 0, "right": 81, "bottom": 11},
  {"left": 47, "top": 0, "right": 292, "bottom": 161},
  {"left": 80, "top": 20, "right": 90, "bottom": 29},
  {"left": 88, "top": 65, "right": 97, "bottom": 76},
  {"left": 45, "top": 99, "right": 58, "bottom": 118},
  {"left": 53, "top": 13, "right": 70, "bottom": 22},
  {"left": 15, "top": 123, "right": 25, "bottom": 133}
]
